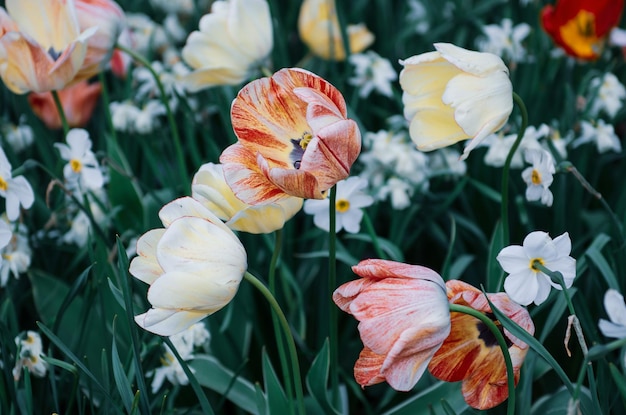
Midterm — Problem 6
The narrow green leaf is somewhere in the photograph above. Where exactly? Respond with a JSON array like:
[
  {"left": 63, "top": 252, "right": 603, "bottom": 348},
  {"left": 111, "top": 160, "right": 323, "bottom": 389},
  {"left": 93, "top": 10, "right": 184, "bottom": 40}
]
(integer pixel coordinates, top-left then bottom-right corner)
[
  {"left": 190, "top": 354, "right": 259, "bottom": 415},
  {"left": 586, "top": 246, "right": 619, "bottom": 291},
  {"left": 441, "top": 216, "right": 457, "bottom": 280},
  {"left": 111, "top": 319, "right": 134, "bottom": 412},
  {"left": 261, "top": 350, "right": 290, "bottom": 415},
  {"left": 107, "top": 278, "right": 125, "bottom": 310},
  {"left": 51, "top": 265, "right": 92, "bottom": 334},
  {"left": 447, "top": 255, "right": 475, "bottom": 281},
  {"left": 255, "top": 383, "right": 268, "bottom": 415},
  {"left": 305, "top": 339, "right": 340, "bottom": 415},
  {"left": 343, "top": 233, "right": 405, "bottom": 262},
  {"left": 486, "top": 221, "right": 505, "bottom": 292},
  {"left": 382, "top": 381, "right": 467, "bottom": 415},
  {"left": 530, "top": 385, "right": 593, "bottom": 414},
  {"left": 538, "top": 288, "right": 576, "bottom": 343},
  {"left": 40, "top": 355, "right": 78, "bottom": 375},
  {"left": 609, "top": 364, "right": 626, "bottom": 404},
  {"left": 23, "top": 368, "right": 33, "bottom": 415},
  {"left": 485, "top": 295, "right": 575, "bottom": 394},
  {"left": 36, "top": 322, "right": 124, "bottom": 412},
  {"left": 468, "top": 178, "right": 502, "bottom": 203}
]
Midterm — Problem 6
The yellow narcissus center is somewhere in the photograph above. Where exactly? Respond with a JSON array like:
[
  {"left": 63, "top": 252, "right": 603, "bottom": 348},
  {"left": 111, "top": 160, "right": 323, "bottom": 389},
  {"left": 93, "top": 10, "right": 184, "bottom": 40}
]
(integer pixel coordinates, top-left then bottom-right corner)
[
  {"left": 530, "top": 257, "right": 545, "bottom": 271},
  {"left": 560, "top": 10, "right": 601, "bottom": 58},
  {"left": 336, "top": 199, "right": 350, "bottom": 212},
  {"left": 531, "top": 169, "right": 542, "bottom": 185},
  {"left": 0, "top": 176, "right": 7, "bottom": 191},
  {"left": 70, "top": 159, "right": 82, "bottom": 173}
]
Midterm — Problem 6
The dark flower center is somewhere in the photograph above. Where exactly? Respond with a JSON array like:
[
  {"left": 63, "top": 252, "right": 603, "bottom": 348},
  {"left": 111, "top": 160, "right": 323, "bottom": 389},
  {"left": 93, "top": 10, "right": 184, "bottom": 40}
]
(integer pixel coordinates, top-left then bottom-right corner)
[
  {"left": 290, "top": 132, "right": 312, "bottom": 169},
  {"left": 477, "top": 312, "right": 513, "bottom": 348}
]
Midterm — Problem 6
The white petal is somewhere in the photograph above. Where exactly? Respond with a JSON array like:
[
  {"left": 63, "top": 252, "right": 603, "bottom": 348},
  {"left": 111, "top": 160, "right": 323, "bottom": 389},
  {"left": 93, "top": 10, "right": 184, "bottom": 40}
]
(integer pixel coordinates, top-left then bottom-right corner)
[
  {"left": 605, "top": 289, "right": 626, "bottom": 326},
  {"left": 135, "top": 308, "right": 208, "bottom": 336},
  {"left": 496, "top": 245, "right": 528, "bottom": 273},
  {"left": 599, "top": 319, "right": 626, "bottom": 339},
  {"left": 503, "top": 270, "right": 538, "bottom": 306}
]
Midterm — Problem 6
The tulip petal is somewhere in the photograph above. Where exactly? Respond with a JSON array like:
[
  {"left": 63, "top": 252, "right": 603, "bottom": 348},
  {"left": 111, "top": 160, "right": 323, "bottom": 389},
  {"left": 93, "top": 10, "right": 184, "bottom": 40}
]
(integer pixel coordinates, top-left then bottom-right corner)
[
  {"left": 354, "top": 347, "right": 387, "bottom": 387},
  {"left": 134, "top": 308, "right": 208, "bottom": 336},
  {"left": 129, "top": 229, "right": 164, "bottom": 285}
]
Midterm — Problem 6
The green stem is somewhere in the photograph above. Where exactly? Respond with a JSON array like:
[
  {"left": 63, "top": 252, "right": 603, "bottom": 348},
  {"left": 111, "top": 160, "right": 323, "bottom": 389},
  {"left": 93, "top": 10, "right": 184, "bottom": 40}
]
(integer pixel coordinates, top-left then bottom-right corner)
[
  {"left": 500, "top": 92, "right": 528, "bottom": 247},
  {"left": 244, "top": 272, "right": 305, "bottom": 415},
  {"left": 449, "top": 304, "right": 516, "bottom": 415},
  {"left": 328, "top": 185, "right": 339, "bottom": 404},
  {"left": 51, "top": 90, "right": 70, "bottom": 136},
  {"left": 268, "top": 230, "right": 295, "bottom": 415},
  {"left": 114, "top": 44, "right": 187, "bottom": 184},
  {"left": 362, "top": 211, "right": 387, "bottom": 259}
]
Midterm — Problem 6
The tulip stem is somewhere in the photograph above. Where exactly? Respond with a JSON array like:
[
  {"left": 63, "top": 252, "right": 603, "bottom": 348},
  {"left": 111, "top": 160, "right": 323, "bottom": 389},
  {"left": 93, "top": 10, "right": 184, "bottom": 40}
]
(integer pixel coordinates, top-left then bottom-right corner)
[
  {"left": 498, "top": 92, "right": 528, "bottom": 290},
  {"left": 449, "top": 303, "right": 516, "bottom": 415},
  {"left": 51, "top": 90, "right": 70, "bottom": 136},
  {"left": 243, "top": 271, "right": 305, "bottom": 415},
  {"left": 268, "top": 230, "right": 296, "bottom": 415},
  {"left": 115, "top": 44, "right": 188, "bottom": 185},
  {"left": 328, "top": 185, "right": 340, "bottom": 406},
  {"left": 362, "top": 211, "right": 387, "bottom": 259}
]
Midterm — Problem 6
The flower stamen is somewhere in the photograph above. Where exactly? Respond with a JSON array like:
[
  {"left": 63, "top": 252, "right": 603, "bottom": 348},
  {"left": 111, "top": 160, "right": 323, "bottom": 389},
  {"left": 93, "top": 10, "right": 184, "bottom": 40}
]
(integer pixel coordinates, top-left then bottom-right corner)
[
  {"left": 336, "top": 199, "right": 350, "bottom": 212},
  {"left": 530, "top": 169, "right": 542, "bottom": 185},
  {"left": 530, "top": 257, "right": 545, "bottom": 271},
  {"left": 70, "top": 159, "right": 82, "bottom": 173},
  {"left": 0, "top": 176, "right": 8, "bottom": 191}
]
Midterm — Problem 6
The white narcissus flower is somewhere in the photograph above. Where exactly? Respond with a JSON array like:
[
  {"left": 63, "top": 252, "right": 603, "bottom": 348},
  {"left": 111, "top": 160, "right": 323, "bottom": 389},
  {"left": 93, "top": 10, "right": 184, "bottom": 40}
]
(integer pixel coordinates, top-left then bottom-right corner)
[
  {"left": 191, "top": 163, "right": 302, "bottom": 234},
  {"left": 2, "top": 119, "right": 34, "bottom": 153},
  {"left": 181, "top": 0, "right": 273, "bottom": 91},
  {"left": 573, "top": 120, "right": 622, "bottom": 154},
  {"left": 130, "top": 197, "right": 247, "bottom": 336},
  {"left": 476, "top": 18, "right": 531, "bottom": 63},
  {"left": 400, "top": 43, "right": 513, "bottom": 159},
  {"left": 303, "top": 176, "right": 374, "bottom": 233},
  {"left": 0, "top": 147, "right": 34, "bottom": 221},
  {"left": 521, "top": 149, "right": 555, "bottom": 207},
  {"left": 0, "top": 220, "right": 31, "bottom": 287},
  {"left": 348, "top": 51, "right": 397, "bottom": 98},
  {"left": 12, "top": 331, "right": 48, "bottom": 381},
  {"left": 496, "top": 231, "right": 576, "bottom": 306},
  {"left": 481, "top": 124, "right": 548, "bottom": 168},
  {"left": 54, "top": 128, "right": 104, "bottom": 190},
  {"left": 599, "top": 289, "right": 626, "bottom": 339},
  {"left": 589, "top": 73, "right": 626, "bottom": 118}
]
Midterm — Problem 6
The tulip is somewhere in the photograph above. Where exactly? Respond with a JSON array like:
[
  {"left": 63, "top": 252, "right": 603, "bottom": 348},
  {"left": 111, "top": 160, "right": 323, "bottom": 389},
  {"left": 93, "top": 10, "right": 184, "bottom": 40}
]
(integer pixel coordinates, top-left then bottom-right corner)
[
  {"left": 220, "top": 68, "right": 361, "bottom": 205},
  {"left": 73, "top": 0, "right": 126, "bottom": 82},
  {"left": 428, "top": 280, "right": 534, "bottom": 410},
  {"left": 333, "top": 259, "right": 450, "bottom": 391},
  {"left": 28, "top": 81, "right": 102, "bottom": 130},
  {"left": 541, "top": 0, "right": 624, "bottom": 60},
  {"left": 181, "top": 0, "right": 273, "bottom": 91},
  {"left": 0, "top": 0, "right": 97, "bottom": 94},
  {"left": 191, "top": 163, "right": 303, "bottom": 234},
  {"left": 399, "top": 43, "right": 513, "bottom": 159},
  {"left": 298, "top": 0, "right": 374, "bottom": 61},
  {"left": 130, "top": 197, "right": 247, "bottom": 336}
]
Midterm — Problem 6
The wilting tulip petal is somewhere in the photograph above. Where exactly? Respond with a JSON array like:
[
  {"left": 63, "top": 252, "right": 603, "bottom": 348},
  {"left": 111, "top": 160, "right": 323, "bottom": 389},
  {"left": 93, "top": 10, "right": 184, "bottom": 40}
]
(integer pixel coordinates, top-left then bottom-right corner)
[
  {"left": 428, "top": 280, "right": 534, "bottom": 410},
  {"left": 334, "top": 259, "right": 450, "bottom": 391},
  {"left": 130, "top": 197, "right": 247, "bottom": 336},
  {"left": 400, "top": 43, "right": 513, "bottom": 159},
  {"left": 220, "top": 68, "right": 361, "bottom": 205}
]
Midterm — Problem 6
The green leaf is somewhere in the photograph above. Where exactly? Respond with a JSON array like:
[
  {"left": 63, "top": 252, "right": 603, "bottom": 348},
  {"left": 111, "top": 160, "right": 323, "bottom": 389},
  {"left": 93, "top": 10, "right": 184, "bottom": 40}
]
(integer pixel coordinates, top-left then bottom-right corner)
[
  {"left": 486, "top": 221, "right": 505, "bottom": 292},
  {"left": 537, "top": 287, "right": 576, "bottom": 343},
  {"left": 111, "top": 319, "right": 134, "bottom": 413},
  {"left": 585, "top": 243, "right": 619, "bottom": 291},
  {"left": 382, "top": 381, "right": 468, "bottom": 415},
  {"left": 448, "top": 255, "right": 475, "bottom": 281},
  {"left": 343, "top": 233, "right": 405, "bottom": 262},
  {"left": 609, "top": 363, "right": 626, "bottom": 404},
  {"left": 190, "top": 354, "right": 259, "bottom": 415},
  {"left": 530, "top": 386, "right": 593, "bottom": 414},
  {"left": 305, "top": 339, "right": 340, "bottom": 415},
  {"left": 262, "top": 350, "right": 290, "bottom": 414}
]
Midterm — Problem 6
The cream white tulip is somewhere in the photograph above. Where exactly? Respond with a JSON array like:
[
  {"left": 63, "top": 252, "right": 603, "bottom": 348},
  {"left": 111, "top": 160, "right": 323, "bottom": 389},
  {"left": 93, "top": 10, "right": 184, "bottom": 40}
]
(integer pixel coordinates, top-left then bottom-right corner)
[
  {"left": 130, "top": 197, "right": 247, "bottom": 336},
  {"left": 181, "top": 0, "right": 273, "bottom": 91},
  {"left": 400, "top": 43, "right": 513, "bottom": 159},
  {"left": 192, "top": 163, "right": 302, "bottom": 234}
]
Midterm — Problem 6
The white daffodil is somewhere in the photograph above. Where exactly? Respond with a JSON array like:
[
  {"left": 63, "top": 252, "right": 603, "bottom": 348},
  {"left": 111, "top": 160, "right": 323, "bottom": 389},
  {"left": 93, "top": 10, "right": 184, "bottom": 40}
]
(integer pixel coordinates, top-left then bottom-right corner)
[
  {"left": 348, "top": 51, "right": 397, "bottom": 98},
  {"left": 303, "top": 176, "right": 374, "bottom": 233},
  {"left": 521, "top": 149, "right": 555, "bottom": 207},
  {"left": 400, "top": 43, "right": 513, "bottom": 159},
  {"left": 54, "top": 129, "right": 104, "bottom": 191},
  {"left": 2, "top": 119, "right": 34, "bottom": 153},
  {"left": 0, "top": 147, "right": 34, "bottom": 221},
  {"left": 12, "top": 331, "right": 48, "bottom": 381},
  {"left": 130, "top": 197, "right": 247, "bottom": 336},
  {"left": 599, "top": 289, "right": 626, "bottom": 339},
  {"left": 477, "top": 18, "right": 531, "bottom": 63},
  {"left": 378, "top": 177, "right": 414, "bottom": 210},
  {"left": 481, "top": 124, "right": 548, "bottom": 168},
  {"left": 0, "top": 220, "right": 31, "bottom": 287},
  {"left": 192, "top": 163, "right": 302, "bottom": 234},
  {"left": 573, "top": 120, "right": 622, "bottom": 154},
  {"left": 150, "top": 322, "right": 210, "bottom": 393},
  {"left": 496, "top": 231, "right": 576, "bottom": 306},
  {"left": 589, "top": 73, "right": 626, "bottom": 118},
  {"left": 181, "top": 0, "right": 273, "bottom": 91}
]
